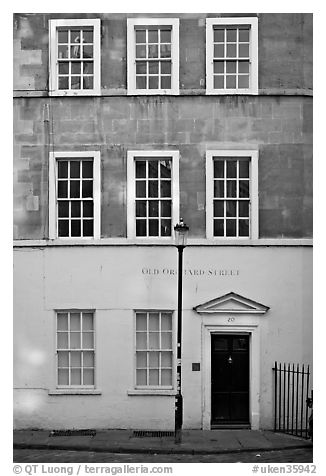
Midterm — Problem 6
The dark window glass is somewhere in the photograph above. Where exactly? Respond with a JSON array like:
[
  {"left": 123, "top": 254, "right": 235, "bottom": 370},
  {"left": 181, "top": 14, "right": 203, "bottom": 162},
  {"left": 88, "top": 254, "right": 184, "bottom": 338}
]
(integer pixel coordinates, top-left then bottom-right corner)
[
  {"left": 213, "top": 200, "right": 224, "bottom": 217},
  {"left": 227, "top": 160, "right": 237, "bottom": 178},
  {"left": 71, "top": 220, "right": 81, "bottom": 237},
  {"left": 136, "top": 219, "right": 147, "bottom": 236},
  {"left": 70, "top": 181, "right": 80, "bottom": 198},
  {"left": 160, "top": 181, "right": 171, "bottom": 198},
  {"left": 83, "top": 220, "right": 93, "bottom": 237},
  {"left": 239, "top": 160, "right": 249, "bottom": 178},
  {"left": 239, "top": 180, "right": 249, "bottom": 198},
  {"left": 161, "top": 219, "right": 171, "bottom": 236},
  {"left": 226, "top": 200, "right": 237, "bottom": 217},
  {"left": 160, "top": 161, "right": 171, "bottom": 178},
  {"left": 136, "top": 201, "right": 146, "bottom": 217},
  {"left": 226, "top": 219, "right": 236, "bottom": 237},
  {"left": 58, "top": 201, "right": 69, "bottom": 218},
  {"left": 214, "top": 219, "right": 224, "bottom": 237},
  {"left": 136, "top": 181, "right": 146, "bottom": 198},
  {"left": 71, "top": 201, "right": 81, "bottom": 218},
  {"left": 83, "top": 201, "right": 93, "bottom": 218},
  {"left": 58, "top": 181, "right": 68, "bottom": 198},
  {"left": 239, "top": 201, "right": 249, "bottom": 217},
  {"left": 149, "top": 181, "right": 158, "bottom": 198},
  {"left": 161, "top": 201, "right": 171, "bottom": 217},
  {"left": 149, "top": 219, "right": 159, "bottom": 236},
  {"left": 135, "top": 161, "right": 146, "bottom": 178},
  {"left": 82, "top": 181, "right": 93, "bottom": 198},
  {"left": 214, "top": 181, "right": 224, "bottom": 198},
  {"left": 70, "top": 161, "right": 80, "bottom": 178},
  {"left": 226, "top": 180, "right": 237, "bottom": 198},
  {"left": 149, "top": 201, "right": 159, "bottom": 217},
  {"left": 161, "top": 76, "right": 171, "bottom": 89},
  {"left": 58, "top": 220, "right": 69, "bottom": 237},
  {"left": 82, "top": 161, "right": 93, "bottom": 178},
  {"left": 214, "top": 161, "right": 224, "bottom": 178},
  {"left": 148, "top": 161, "right": 158, "bottom": 178},
  {"left": 239, "top": 219, "right": 249, "bottom": 237}
]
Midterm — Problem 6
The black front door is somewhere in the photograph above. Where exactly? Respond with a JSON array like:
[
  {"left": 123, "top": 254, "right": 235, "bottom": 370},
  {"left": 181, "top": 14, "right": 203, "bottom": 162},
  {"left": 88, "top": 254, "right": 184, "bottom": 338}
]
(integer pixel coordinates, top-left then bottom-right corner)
[{"left": 211, "top": 334, "right": 250, "bottom": 425}]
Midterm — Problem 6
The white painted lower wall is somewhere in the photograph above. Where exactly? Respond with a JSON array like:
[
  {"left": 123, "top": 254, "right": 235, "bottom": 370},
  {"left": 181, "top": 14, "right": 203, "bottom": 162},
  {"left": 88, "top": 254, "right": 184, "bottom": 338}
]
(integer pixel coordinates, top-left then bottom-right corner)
[{"left": 13, "top": 245, "right": 312, "bottom": 430}]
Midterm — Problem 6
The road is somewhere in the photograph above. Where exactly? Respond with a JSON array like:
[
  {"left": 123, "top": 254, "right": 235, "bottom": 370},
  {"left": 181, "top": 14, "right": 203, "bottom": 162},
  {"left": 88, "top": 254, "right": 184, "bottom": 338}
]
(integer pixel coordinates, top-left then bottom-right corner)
[{"left": 13, "top": 447, "right": 313, "bottom": 463}]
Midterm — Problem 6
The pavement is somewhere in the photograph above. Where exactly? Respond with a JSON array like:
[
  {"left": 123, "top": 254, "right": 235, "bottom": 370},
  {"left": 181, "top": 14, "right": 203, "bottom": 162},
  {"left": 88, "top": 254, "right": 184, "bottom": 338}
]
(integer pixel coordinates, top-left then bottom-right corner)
[{"left": 13, "top": 429, "right": 313, "bottom": 455}]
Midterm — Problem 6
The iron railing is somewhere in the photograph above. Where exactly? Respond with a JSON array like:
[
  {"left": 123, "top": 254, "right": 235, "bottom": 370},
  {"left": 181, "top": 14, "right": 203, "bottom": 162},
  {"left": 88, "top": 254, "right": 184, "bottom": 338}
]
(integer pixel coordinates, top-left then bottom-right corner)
[{"left": 273, "top": 362, "right": 312, "bottom": 439}]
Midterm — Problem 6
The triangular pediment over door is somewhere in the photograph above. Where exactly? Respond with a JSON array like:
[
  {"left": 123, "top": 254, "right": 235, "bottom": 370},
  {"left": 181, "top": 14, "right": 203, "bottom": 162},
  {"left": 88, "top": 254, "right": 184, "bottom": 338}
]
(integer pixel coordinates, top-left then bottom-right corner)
[{"left": 193, "top": 292, "right": 269, "bottom": 314}]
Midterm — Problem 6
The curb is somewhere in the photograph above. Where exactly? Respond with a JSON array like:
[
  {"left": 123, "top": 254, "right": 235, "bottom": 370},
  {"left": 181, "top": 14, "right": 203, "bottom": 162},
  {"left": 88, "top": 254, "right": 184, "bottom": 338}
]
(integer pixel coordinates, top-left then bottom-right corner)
[{"left": 13, "top": 442, "right": 313, "bottom": 456}]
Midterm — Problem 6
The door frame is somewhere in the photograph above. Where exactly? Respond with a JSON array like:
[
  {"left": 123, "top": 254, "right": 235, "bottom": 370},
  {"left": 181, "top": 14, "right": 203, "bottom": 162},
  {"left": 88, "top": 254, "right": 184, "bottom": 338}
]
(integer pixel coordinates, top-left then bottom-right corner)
[{"left": 201, "top": 321, "right": 261, "bottom": 430}]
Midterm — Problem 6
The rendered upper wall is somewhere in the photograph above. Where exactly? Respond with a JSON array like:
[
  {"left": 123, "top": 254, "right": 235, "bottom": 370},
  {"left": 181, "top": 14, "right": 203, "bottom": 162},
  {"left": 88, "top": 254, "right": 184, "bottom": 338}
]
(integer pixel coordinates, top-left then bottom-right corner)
[{"left": 13, "top": 13, "right": 313, "bottom": 94}]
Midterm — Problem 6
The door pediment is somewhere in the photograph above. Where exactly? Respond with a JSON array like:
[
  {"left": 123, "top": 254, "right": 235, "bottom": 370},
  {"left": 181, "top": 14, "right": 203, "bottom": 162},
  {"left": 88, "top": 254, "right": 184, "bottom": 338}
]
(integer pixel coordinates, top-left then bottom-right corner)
[{"left": 193, "top": 292, "right": 269, "bottom": 314}]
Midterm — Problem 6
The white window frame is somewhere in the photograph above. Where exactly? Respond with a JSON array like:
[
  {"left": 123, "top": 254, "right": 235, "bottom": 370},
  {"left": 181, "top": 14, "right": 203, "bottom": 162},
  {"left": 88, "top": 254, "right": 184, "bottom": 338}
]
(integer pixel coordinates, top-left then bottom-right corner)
[
  {"left": 49, "top": 151, "right": 101, "bottom": 240},
  {"left": 206, "top": 17, "right": 258, "bottom": 95},
  {"left": 56, "top": 309, "right": 96, "bottom": 389},
  {"left": 134, "top": 310, "right": 174, "bottom": 390},
  {"left": 127, "top": 18, "right": 179, "bottom": 95},
  {"left": 49, "top": 18, "right": 101, "bottom": 96},
  {"left": 127, "top": 150, "right": 179, "bottom": 239},
  {"left": 206, "top": 150, "right": 259, "bottom": 240}
]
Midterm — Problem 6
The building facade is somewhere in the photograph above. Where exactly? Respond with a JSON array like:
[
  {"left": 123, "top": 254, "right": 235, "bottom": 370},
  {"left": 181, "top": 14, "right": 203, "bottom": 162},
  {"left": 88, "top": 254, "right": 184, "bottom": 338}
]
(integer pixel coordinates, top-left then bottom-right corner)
[{"left": 13, "top": 13, "right": 313, "bottom": 430}]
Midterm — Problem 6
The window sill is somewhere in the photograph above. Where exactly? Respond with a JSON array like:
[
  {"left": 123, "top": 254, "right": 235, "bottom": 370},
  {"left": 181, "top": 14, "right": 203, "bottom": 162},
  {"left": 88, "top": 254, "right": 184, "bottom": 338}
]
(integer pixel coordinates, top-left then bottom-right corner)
[
  {"left": 127, "top": 389, "right": 176, "bottom": 396},
  {"left": 49, "top": 389, "right": 102, "bottom": 395}
]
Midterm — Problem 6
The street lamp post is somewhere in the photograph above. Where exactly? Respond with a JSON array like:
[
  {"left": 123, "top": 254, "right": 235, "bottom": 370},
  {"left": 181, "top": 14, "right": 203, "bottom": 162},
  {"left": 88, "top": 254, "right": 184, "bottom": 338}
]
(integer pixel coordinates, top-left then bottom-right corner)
[{"left": 174, "top": 218, "right": 189, "bottom": 444}]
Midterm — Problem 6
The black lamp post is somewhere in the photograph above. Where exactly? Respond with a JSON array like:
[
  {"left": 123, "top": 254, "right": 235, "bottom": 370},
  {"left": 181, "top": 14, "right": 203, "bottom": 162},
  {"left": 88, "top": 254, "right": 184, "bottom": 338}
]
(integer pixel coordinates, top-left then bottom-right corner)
[{"left": 174, "top": 218, "right": 189, "bottom": 444}]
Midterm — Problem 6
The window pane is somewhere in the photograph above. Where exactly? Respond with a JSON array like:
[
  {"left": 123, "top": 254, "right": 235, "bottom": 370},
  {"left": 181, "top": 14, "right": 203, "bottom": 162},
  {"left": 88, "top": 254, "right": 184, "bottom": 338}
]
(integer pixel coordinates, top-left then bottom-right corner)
[
  {"left": 71, "top": 62, "right": 81, "bottom": 75},
  {"left": 161, "top": 62, "right": 171, "bottom": 74},
  {"left": 83, "top": 369, "right": 94, "bottom": 385},
  {"left": 82, "top": 313, "right": 94, "bottom": 331},
  {"left": 148, "top": 29, "right": 158, "bottom": 43},
  {"left": 70, "top": 181, "right": 80, "bottom": 198},
  {"left": 136, "top": 313, "right": 147, "bottom": 330},
  {"left": 161, "top": 201, "right": 171, "bottom": 217},
  {"left": 160, "top": 29, "right": 171, "bottom": 43},
  {"left": 214, "top": 181, "right": 224, "bottom": 198},
  {"left": 148, "top": 76, "right": 159, "bottom": 89},
  {"left": 148, "top": 180, "right": 158, "bottom": 197},
  {"left": 135, "top": 161, "right": 146, "bottom": 178},
  {"left": 149, "top": 219, "right": 159, "bottom": 236},
  {"left": 82, "top": 332, "right": 94, "bottom": 349},
  {"left": 148, "top": 161, "right": 158, "bottom": 178},
  {"left": 58, "top": 201, "right": 69, "bottom": 218},
  {"left": 82, "top": 181, "right": 93, "bottom": 198},
  {"left": 83, "top": 219, "right": 93, "bottom": 237},
  {"left": 83, "top": 201, "right": 93, "bottom": 218},
  {"left": 136, "top": 61, "right": 147, "bottom": 74},
  {"left": 226, "top": 61, "right": 236, "bottom": 74},
  {"left": 161, "top": 332, "right": 172, "bottom": 349},
  {"left": 149, "top": 200, "right": 159, "bottom": 217},
  {"left": 58, "top": 62, "right": 69, "bottom": 74},
  {"left": 57, "top": 332, "right": 68, "bottom": 349},
  {"left": 82, "top": 30, "right": 93, "bottom": 43},
  {"left": 148, "top": 61, "right": 159, "bottom": 74},
  {"left": 136, "top": 332, "right": 147, "bottom": 350},
  {"left": 83, "top": 45, "right": 93, "bottom": 58},
  {"left": 71, "top": 76, "right": 81, "bottom": 89},
  {"left": 214, "top": 61, "right": 224, "bottom": 74},
  {"left": 82, "top": 161, "right": 93, "bottom": 178},
  {"left": 136, "top": 351, "right": 147, "bottom": 368},
  {"left": 214, "top": 160, "right": 224, "bottom": 178},
  {"left": 149, "top": 332, "right": 160, "bottom": 349},
  {"left": 226, "top": 75, "right": 236, "bottom": 89},
  {"left": 239, "top": 219, "right": 249, "bottom": 237},
  {"left": 136, "top": 30, "right": 146, "bottom": 43},
  {"left": 149, "top": 352, "right": 159, "bottom": 368},
  {"left": 214, "top": 29, "right": 224, "bottom": 42},
  {"left": 57, "top": 313, "right": 68, "bottom": 330},
  {"left": 160, "top": 181, "right": 171, "bottom": 198},
  {"left": 226, "top": 219, "right": 236, "bottom": 237},
  {"left": 58, "top": 181, "right": 68, "bottom": 198},
  {"left": 238, "top": 61, "right": 250, "bottom": 73},
  {"left": 71, "top": 201, "right": 81, "bottom": 218},
  {"left": 58, "top": 45, "right": 68, "bottom": 59},
  {"left": 214, "top": 75, "right": 224, "bottom": 89},
  {"left": 161, "top": 313, "right": 172, "bottom": 330},
  {"left": 136, "top": 181, "right": 146, "bottom": 198},
  {"left": 70, "top": 30, "right": 81, "bottom": 43},
  {"left": 136, "top": 219, "right": 147, "bottom": 236},
  {"left": 239, "top": 180, "right": 250, "bottom": 198},
  {"left": 58, "top": 220, "right": 69, "bottom": 237},
  {"left": 149, "top": 369, "right": 159, "bottom": 385},
  {"left": 239, "top": 44, "right": 249, "bottom": 58},
  {"left": 70, "top": 312, "right": 80, "bottom": 330},
  {"left": 161, "top": 219, "right": 171, "bottom": 236},
  {"left": 161, "top": 351, "right": 172, "bottom": 367},
  {"left": 83, "top": 76, "right": 94, "bottom": 90},
  {"left": 149, "top": 313, "right": 159, "bottom": 330},
  {"left": 160, "top": 160, "right": 171, "bottom": 178},
  {"left": 71, "top": 220, "right": 81, "bottom": 237},
  {"left": 214, "top": 201, "right": 224, "bottom": 217},
  {"left": 71, "top": 368, "right": 81, "bottom": 385},
  {"left": 214, "top": 219, "right": 224, "bottom": 237},
  {"left": 161, "top": 369, "right": 172, "bottom": 386},
  {"left": 214, "top": 44, "right": 224, "bottom": 58},
  {"left": 58, "top": 161, "right": 68, "bottom": 178},
  {"left": 239, "top": 29, "right": 250, "bottom": 42},
  {"left": 226, "top": 201, "right": 237, "bottom": 217},
  {"left": 226, "top": 181, "right": 237, "bottom": 198},
  {"left": 70, "top": 332, "right": 81, "bottom": 349},
  {"left": 58, "top": 351, "right": 69, "bottom": 367},
  {"left": 226, "top": 29, "right": 237, "bottom": 42},
  {"left": 136, "top": 201, "right": 146, "bottom": 218},
  {"left": 136, "top": 369, "right": 147, "bottom": 385},
  {"left": 83, "top": 351, "right": 94, "bottom": 367},
  {"left": 238, "top": 75, "right": 249, "bottom": 89},
  {"left": 70, "top": 351, "right": 81, "bottom": 367},
  {"left": 148, "top": 44, "right": 158, "bottom": 58},
  {"left": 136, "top": 45, "right": 146, "bottom": 59},
  {"left": 239, "top": 201, "right": 249, "bottom": 217},
  {"left": 161, "top": 76, "right": 171, "bottom": 89},
  {"left": 226, "top": 44, "right": 236, "bottom": 57},
  {"left": 239, "top": 160, "right": 250, "bottom": 178},
  {"left": 58, "top": 369, "right": 69, "bottom": 385},
  {"left": 226, "top": 160, "right": 237, "bottom": 178},
  {"left": 58, "top": 30, "right": 68, "bottom": 43},
  {"left": 160, "top": 44, "right": 171, "bottom": 58}
]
